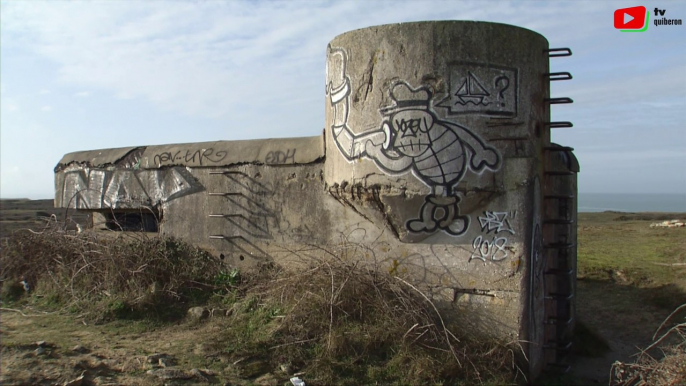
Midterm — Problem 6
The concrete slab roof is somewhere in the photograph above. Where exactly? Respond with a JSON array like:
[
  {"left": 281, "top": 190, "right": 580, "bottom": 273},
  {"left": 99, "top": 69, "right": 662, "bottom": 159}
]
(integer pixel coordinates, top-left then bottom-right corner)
[{"left": 56, "top": 135, "right": 325, "bottom": 170}]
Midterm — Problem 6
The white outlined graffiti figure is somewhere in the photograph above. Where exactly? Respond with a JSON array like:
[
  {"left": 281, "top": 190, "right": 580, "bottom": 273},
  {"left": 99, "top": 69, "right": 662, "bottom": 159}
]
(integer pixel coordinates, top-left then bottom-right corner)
[{"left": 327, "top": 47, "right": 500, "bottom": 236}]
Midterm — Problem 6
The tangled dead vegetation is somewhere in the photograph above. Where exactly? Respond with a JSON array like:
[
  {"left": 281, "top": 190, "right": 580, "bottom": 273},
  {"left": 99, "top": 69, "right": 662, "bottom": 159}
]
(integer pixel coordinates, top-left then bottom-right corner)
[
  {"left": 0, "top": 225, "right": 225, "bottom": 321},
  {"left": 218, "top": 258, "right": 520, "bottom": 385},
  {"left": 1, "top": 223, "right": 520, "bottom": 385},
  {"left": 611, "top": 303, "right": 686, "bottom": 386}
]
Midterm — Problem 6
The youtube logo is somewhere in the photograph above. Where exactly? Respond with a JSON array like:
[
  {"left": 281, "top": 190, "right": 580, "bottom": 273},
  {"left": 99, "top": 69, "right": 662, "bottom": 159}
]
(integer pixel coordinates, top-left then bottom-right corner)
[{"left": 614, "top": 6, "right": 649, "bottom": 31}]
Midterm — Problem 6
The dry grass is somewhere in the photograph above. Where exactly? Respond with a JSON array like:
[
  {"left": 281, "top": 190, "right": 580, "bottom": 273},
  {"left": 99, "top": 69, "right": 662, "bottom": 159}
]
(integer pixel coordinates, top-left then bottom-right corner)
[
  {"left": 0, "top": 219, "right": 520, "bottom": 385},
  {"left": 611, "top": 303, "right": 686, "bottom": 386},
  {"left": 0, "top": 220, "right": 226, "bottom": 321},
  {"left": 215, "top": 258, "right": 520, "bottom": 385}
]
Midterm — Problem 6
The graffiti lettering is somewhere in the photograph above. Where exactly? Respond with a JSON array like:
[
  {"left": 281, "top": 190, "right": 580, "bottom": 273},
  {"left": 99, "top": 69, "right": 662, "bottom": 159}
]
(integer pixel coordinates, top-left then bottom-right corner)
[
  {"left": 59, "top": 167, "right": 203, "bottom": 209},
  {"left": 154, "top": 151, "right": 180, "bottom": 164},
  {"left": 469, "top": 210, "right": 517, "bottom": 262},
  {"left": 265, "top": 149, "right": 296, "bottom": 165},
  {"left": 478, "top": 211, "right": 516, "bottom": 235},
  {"left": 470, "top": 235, "right": 509, "bottom": 262},
  {"left": 154, "top": 148, "right": 228, "bottom": 166}
]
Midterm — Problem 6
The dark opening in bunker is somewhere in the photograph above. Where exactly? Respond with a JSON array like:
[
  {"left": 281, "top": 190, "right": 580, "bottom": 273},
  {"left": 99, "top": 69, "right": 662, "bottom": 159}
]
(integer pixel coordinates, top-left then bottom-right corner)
[{"left": 103, "top": 210, "right": 159, "bottom": 232}]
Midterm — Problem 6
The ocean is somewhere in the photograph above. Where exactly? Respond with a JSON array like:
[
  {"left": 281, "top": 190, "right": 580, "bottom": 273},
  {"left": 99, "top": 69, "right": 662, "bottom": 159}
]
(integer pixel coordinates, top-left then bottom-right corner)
[{"left": 578, "top": 193, "right": 686, "bottom": 213}]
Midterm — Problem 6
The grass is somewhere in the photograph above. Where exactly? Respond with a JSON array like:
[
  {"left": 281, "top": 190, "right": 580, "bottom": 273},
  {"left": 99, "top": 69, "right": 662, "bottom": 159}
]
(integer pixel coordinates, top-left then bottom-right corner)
[
  {"left": 0, "top": 220, "right": 519, "bottom": 385},
  {"left": 577, "top": 212, "right": 686, "bottom": 310},
  {"left": 576, "top": 211, "right": 686, "bottom": 386}
]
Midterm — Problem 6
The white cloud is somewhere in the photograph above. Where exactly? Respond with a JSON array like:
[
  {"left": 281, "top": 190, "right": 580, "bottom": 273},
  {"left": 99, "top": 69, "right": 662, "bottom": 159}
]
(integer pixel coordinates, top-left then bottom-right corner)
[
  {"left": 1, "top": 0, "right": 685, "bottom": 198},
  {"left": 0, "top": 1, "right": 628, "bottom": 121},
  {"left": 39, "top": 88, "right": 50, "bottom": 94},
  {"left": 40, "top": 105, "right": 52, "bottom": 112}
]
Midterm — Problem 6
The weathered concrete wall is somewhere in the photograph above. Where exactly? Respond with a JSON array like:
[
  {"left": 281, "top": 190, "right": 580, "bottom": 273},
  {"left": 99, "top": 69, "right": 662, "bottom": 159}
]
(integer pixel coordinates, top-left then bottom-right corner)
[
  {"left": 54, "top": 21, "right": 578, "bottom": 379},
  {"left": 323, "top": 21, "right": 550, "bottom": 375}
]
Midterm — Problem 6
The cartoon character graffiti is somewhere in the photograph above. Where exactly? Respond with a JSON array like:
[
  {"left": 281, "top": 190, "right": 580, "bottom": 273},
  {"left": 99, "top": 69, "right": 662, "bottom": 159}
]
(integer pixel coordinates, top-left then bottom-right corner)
[{"left": 326, "top": 47, "right": 500, "bottom": 236}]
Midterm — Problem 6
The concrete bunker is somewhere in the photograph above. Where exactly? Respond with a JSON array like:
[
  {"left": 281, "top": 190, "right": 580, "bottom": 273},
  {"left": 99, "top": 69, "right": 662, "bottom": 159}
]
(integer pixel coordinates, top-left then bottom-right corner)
[{"left": 54, "top": 21, "right": 578, "bottom": 379}]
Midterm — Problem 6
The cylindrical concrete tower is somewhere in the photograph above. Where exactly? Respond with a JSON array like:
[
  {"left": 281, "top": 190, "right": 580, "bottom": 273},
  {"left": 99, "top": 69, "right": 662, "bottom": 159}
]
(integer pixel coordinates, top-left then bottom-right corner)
[{"left": 324, "top": 21, "right": 576, "bottom": 378}]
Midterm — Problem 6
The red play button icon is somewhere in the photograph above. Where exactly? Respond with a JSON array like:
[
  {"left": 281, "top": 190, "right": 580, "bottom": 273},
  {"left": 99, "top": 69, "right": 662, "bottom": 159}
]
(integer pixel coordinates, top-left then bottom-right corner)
[{"left": 614, "top": 6, "right": 647, "bottom": 29}]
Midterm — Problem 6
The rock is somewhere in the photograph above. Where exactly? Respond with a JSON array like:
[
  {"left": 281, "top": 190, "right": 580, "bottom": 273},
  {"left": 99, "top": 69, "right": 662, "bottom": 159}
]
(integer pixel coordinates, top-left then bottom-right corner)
[
  {"left": 253, "top": 373, "right": 279, "bottom": 386},
  {"left": 210, "top": 308, "right": 233, "bottom": 317},
  {"left": 234, "top": 359, "right": 271, "bottom": 378},
  {"left": 188, "top": 307, "right": 210, "bottom": 320},
  {"left": 72, "top": 345, "right": 90, "bottom": 354},
  {"left": 146, "top": 368, "right": 192, "bottom": 380},
  {"left": 189, "top": 368, "right": 209, "bottom": 381},
  {"left": 158, "top": 357, "right": 173, "bottom": 367},
  {"left": 279, "top": 363, "right": 292, "bottom": 374},
  {"left": 650, "top": 219, "right": 686, "bottom": 228},
  {"left": 146, "top": 353, "right": 168, "bottom": 364},
  {"left": 34, "top": 347, "right": 46, "bottom": 356},
  {"left": 36, "top": 341, "right": 47, "bottom": 347}
]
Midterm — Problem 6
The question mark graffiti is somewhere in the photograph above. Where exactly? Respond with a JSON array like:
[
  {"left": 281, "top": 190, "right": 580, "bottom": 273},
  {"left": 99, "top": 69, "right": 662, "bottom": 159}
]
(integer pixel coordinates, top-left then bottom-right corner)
[{"left": 494, "top": 76, "right": 509, "bottom": 107}]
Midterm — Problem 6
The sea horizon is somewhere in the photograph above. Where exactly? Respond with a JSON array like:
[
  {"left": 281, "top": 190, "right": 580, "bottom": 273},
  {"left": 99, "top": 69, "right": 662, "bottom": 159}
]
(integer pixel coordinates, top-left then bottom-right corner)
[
  {"left": 2, "top": 193, "right": 686, "bottom": 214},
  {"left": 579, "top": 193, "right": 686, "bottom": 213}
]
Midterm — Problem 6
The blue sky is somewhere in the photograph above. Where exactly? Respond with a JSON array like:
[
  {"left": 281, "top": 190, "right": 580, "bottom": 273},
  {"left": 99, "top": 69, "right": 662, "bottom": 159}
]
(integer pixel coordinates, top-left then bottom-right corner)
[{"left": 1, "top": 0, "right": 685, "bottom": 199}]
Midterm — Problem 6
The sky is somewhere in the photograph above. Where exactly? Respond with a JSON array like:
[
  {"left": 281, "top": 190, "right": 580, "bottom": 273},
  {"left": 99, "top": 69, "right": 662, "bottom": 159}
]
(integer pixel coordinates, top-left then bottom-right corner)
[{"left": 1, "top": 0, "right": 685, "bottom": 199}]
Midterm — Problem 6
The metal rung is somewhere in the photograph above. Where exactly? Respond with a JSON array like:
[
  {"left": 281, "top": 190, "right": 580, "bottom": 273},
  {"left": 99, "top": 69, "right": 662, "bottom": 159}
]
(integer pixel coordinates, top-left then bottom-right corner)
[
  {"left": 545, "top": 170, "right": 575, "bottom": 176},
  {"left": 544, "top": 340, "right": 573, "bottom": 350},
  {"left": 546, "top": 72, "right": 573, "bottom": 81},
  {"left": 545, "top": 48, "right": 572, "bottom": 57},
  {"left": 544, "top": 268, "right": 574, "bottom": 276},
  {"left": 544, "top": 195, "right": 575, "bottom": 200},
  {"left": 208, "top": 192, "right": 242, "bottom": 196},
  {"left": 209, "top": 171, "right": 243, "bottom": 175},
  {"left": 544, "top": 146, "right": 574, "bottom": 152},
  {"left": 545, "top": 97, "right": 574, "bottom": 104},
  {"left": 546, "top": 121, "right": 574, "bottom": 128},
  {"left": 209, "top": 235, "right": 244, "bottom": 240},
  {"left": 544, "top": 242, "right": 576, "bottom": 249},
  {"left": 545, "top": 316, "right": 574, "bottom": 325},
  {"left": 544, "top": 219, "right": 574, "bottom": 225},
  {"left": 209, "top": 214, "right": 241, "bottom": 218},
  {"left": 545, "top": 293, "right": 574, "bottom": 300}
]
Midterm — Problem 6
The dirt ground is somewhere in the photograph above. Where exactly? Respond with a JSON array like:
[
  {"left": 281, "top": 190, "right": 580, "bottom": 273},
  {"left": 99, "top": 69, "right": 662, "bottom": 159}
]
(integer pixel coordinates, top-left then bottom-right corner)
[
  {"left": 568, "top": 280, "right": 682, "bottom": 384},
  {"left": 2, "top": 282, "right": 680, "bottom": 386},
  {"left": 0, "top": 308, "right": 285, "bottom": 386}
]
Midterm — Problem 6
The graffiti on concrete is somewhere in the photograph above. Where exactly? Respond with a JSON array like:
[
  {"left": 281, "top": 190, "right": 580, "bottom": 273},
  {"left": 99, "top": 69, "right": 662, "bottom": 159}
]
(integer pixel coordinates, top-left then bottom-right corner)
[
  {"left": 469, "top": 210, "right": 516, "bottom": 262},
  {"left": 265, "top": 149, "right": 296, "bottom": 165},
  {"left": 478, "top": 211, "right": 516, "bottom": 235},
  {"left": 326, "top": 47, "right": 500, "bottom": 236},
  {"left": 60, "top": 167, "right": 203, "bottom": 209},
  {"left": 153, "top": 148, "right": 228, "bottom": 166},
  {"left": 470, "top": 235, "right": 509, "bottom": 262},
  {"left": 436, "top": 63, "right": 518, "bottom": 117}
]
